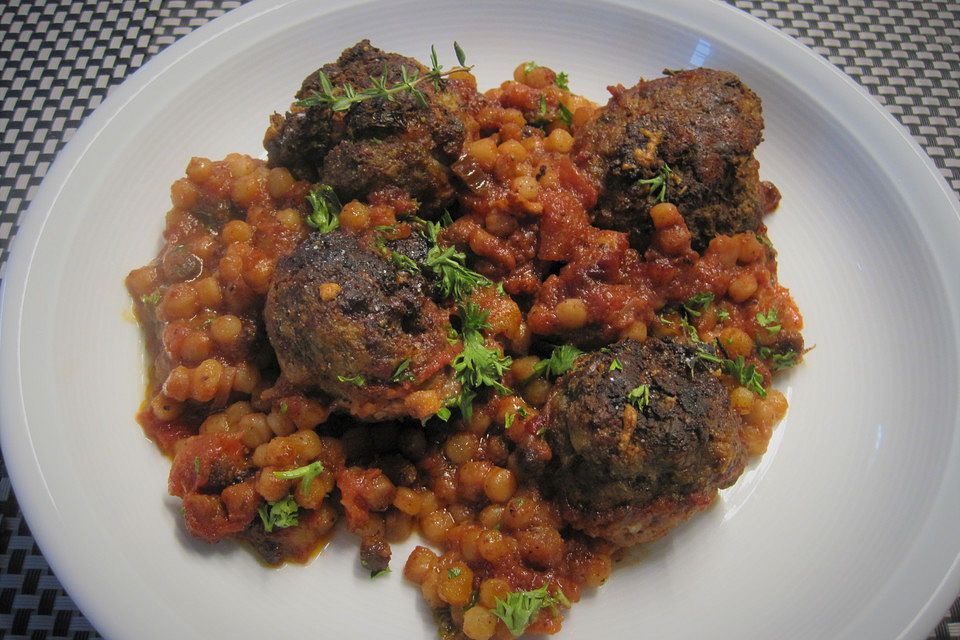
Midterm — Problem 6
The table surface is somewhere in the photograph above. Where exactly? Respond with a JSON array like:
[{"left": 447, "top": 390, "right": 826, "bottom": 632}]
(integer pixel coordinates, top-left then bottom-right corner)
[{"left": 1, "top": 0, "right": 958, "bottom": 638}]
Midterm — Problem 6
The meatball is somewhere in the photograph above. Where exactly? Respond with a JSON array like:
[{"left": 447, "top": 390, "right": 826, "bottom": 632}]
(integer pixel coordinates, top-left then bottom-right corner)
[
  {"left": 575, "top": 68, "right": 767, "bottom": 252},
  {"left": 264, "top": 228, "right": 458, "bottom": 420},
  {"left": 264, "top": 40, "right": 475, "bottom": 214},
  {"left": 541, "top": 338, "right": 747, "bottom": 546}
]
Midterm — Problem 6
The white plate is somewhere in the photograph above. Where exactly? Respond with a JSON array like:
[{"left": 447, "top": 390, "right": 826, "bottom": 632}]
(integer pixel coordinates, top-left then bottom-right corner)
[{"left": 2, "top": 1, "right": 959, "bottom": 639}]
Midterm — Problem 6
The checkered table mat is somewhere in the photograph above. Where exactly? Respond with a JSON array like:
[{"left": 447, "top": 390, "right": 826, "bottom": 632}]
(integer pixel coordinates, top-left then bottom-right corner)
[{"left": 1, "top": 1, "right": 958, "bottom": 638}]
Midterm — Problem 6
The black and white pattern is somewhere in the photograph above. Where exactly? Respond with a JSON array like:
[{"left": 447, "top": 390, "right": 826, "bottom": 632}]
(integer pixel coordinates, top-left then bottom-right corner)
[{"left": 0, "top": 1, "right": 957, "bottom": 638}]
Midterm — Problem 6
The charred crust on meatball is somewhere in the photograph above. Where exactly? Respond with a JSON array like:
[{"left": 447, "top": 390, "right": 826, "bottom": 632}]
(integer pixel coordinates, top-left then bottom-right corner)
[
  {"left": 575, "top": 68, "right": 767, "bottom": 253},
  {"left": 264, "top": 228, "right": 455, "bottom": 414},
  {"left": 540, "top": 337, "right": 747, "bottom": 546},
  {"left": 263, "top": 40, "right": 474, "bottom": 215}
]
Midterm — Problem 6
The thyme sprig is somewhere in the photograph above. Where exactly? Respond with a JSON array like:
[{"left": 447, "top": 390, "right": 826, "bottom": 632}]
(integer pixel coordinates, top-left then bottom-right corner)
[{"left": 297, "top": 43, "right": 472, "bottom": 112}]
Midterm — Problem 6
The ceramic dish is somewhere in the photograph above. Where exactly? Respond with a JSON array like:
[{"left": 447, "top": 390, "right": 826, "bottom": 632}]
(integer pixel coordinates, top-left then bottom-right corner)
[{"left": 2, "top": 1, "right": 959, "bottom": 638}]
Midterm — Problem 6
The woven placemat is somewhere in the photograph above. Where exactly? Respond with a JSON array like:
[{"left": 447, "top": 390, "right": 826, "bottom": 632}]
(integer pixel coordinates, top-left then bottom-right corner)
[{"left": 1, "top": 1, "right": 958, "bottom": 638}]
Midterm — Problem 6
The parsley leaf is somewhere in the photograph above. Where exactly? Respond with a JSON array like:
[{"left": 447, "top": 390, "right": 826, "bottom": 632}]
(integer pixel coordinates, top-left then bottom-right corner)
[
  {"left": 682, "top": 292, "right": 714, "bottom": 317},
  {"left": 636, "top": 162, "right": 674, "bottom": 203},
  {"left": 337, "top": 375, "right": 365, "bottom": 386},
  {"left": 257, "top": 494, "right": 299, "bottom": 533},
  {"left": 447, "top": 568, "right": 462, "bottom": 579},
  {"left": 390, "top": 359, "right": 416, "bottom": 383},
  {"left": 627, "top": 384, "right": 650, "bottom": 411},
  {"left": 717, "top": 309, "right": 731, "bottom": 322},
  {"left": 609, "top": 359, "right": 623, "bottom": 372},
  {"left": 533, "top": 344, "right": 585, "bottom": 380},
  {"left": 273, "top": 461, "right": 325, "bottom": 492},
  {"left": 389, "top": 251, "right": 420, "bottom": 274},
  {"left": 557, "top": 102, "right": 573, "bottom": 126},
  {"left": 305, "top": 185, "right": 341, "bottom": 233},
  {"left": 555, "top": 71, "right": 569, "bottom": 91},
  {"left": 772, "top": 351, "right": 799, "bottom": 371},
  {"left": 451, "top": 303, "right": 513, "bottom": 420},
  {"left": 194, "top": 456, "right": 200, "bottom": 474},
  {"left": 492, "top": 584, "right": 569, "bottom": 637},
  {"left": 422, "top": 221, "right": 492, "bottom": 300},
  {"left": 370, "top": 568, "right": 391, "bottom": 579},
  {"left": 524, "top": 61, "right": 541, "bottom": 73},
  {"left": 756, "top": 308, "right": 782, "bottom": 335}
]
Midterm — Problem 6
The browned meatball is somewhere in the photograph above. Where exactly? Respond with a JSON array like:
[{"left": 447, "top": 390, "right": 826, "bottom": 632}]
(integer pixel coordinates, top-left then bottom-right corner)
[
  {"left": 264, "top": 40, "right": 474, "bottom": 214},
  {"left": 541, "top": 338, "right": 747, "bottom": 546},
  {"left": 575, "top": 68, "right": 767, "bottom": 252},
  {"left": 264, "top": 228, "right": 458, "bottom": 420}
]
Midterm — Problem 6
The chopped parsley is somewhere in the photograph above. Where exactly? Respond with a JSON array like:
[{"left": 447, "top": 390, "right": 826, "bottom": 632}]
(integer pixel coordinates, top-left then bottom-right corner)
[
  {"left": 450, "top": 303, "right": 513, "bottom": 420},
  {"left": 257, "top": 494, "right": 299, "bottom": 533},
  {"left": 280, "top": 401, "right": 288, "bottom": 414},
  {"left": 682, "top": 292, "right": 714, "bottom": 317},
  {"left": 389, "top": 250, "right": 420, "bottom": 274},
  {"left": 756, "top": 308, "right": 782, "bottom": 335},
  {"left": 772, "top": 351, "right": 799, "bottom": 371},
  {"left": 390, "top": 359, "right": 416, "bottom": 383},
  {"left": 304, "top": 185, "right": 342, "bottom": 233},
  {"left": 524, "top": 61, "right": 541, "bottom": 73},
  {"left": 533, "top": 344, "right": 585, "bottom": 380},
  {"left": 140, "top": 290, "right": 162, "bottom": 305},
  {"left": 717, "top": 309, "right": 731, "bottom": 322},
  {"left": 557, "top": 102, "right": 573, "bottom": 126},
  {"left": 447, "top": 568, "right": 462, "bottom": 579},
  {"left": 370, "top": 568, "right": 391, "bottom": 579},
  {"left": 538, "top": 94, "right": 547, "bottom": 119},
  {"left": 194, "top": 456, "right": 200, "bottom": 474},
  {"left": 504, "top": 412, "right": 517, "bottom": 431},
  {"left": 422, "top": 219, "right": 492, "bottom": 300},
  {"left": 627, "top": 384, "right": 650, "bottom": 411},
  {"left": 337, "top": 375, "right": 365, "bottom": 386},
  {"left": 492, "top": 584, "right": 569, "bottom": 637},
  {"left": 696, "top": 343, "right": 767, "bottom": 397},
  {"left": 554, "top": 71, "right": 570, "bottom": 91},
  {"left": 609, "top": 358, "right": 623, "bottom": 372},
  {"left": 636, "top": 162, "right": 674, "bottom": 203},
  {"left": 273, "top": 460, "right": 325, "bottom": 492}
]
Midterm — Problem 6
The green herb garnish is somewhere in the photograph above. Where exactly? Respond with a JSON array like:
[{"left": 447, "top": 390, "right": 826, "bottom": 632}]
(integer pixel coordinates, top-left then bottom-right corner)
[
  {"left": 609, "top": 359, "right": 623, "bottom": 372},
  {"left": 389, "top": 250, "right": 420, "bottom": 274},
  {"left": 772, "top": 351, "right": 799, "bottom": 371},
  {"left": 450, "top": 303, "right": 513, "bottom": 420},
  {"left": 447, "top": 568, "right": 462, "bottom": 579},
  {"left": 533, "top": 344, "right": 585, "bottom": 380},
  {"left": 390, "top": 359, "right": 416, "bottom": 383},
  {"left": 717, "top": 309, "right": 731, "bottom": 322},
  {"left": 273, "top": 460, "right": 325, "bottom": 492},
  {"left": 682, "top": 292, "right": 714, "bottom": 317},
  {"left": 257, "top": 494, "right": 299, "bottom": 533},
  {"left": 194, "top": 456, "right": 200, "bottom": 474},
  {"left": 492, "top": 584, "right": 569, "bottom": 637},
  {"left": 337, "top": 375, "right": 365, "bottom": 386},
  {"left": 557, "top": 102, "right": 573, "bottom": 126},
  {"left": 297, "top": 43, "right": 472, "bottom": 111},
  {"left": 370, "top": 568, "right": 391, "bottom": 579},
  {"left": 421, "top": 218, "right": 492, "bottom": 300},
  {"left": 627, "top": 384, "right": 650, "bottom": 411},
  {"left": 305, "top": 185, "right": 341, "bottom": 233},
  {"left": 636, "top": 162, "right": 674, "bottom": 203},
  {"left": 756, "top": 308, "right": 781, "bottom": 335},
  {"left": 555, "top": 71, "right": 569, "bottom": 91}
]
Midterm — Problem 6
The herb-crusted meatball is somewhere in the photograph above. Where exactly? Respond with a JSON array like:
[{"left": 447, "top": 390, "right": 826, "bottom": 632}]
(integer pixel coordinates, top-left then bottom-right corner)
[
  {"left": 264, "top": 40, "right": 475, "bottom": 214},
  {"left": 264, "top": 227, "right": 458, "bottom": 420},
  {"left": 575, "top": 68, "right": 767, "bottom": 252},
  {"left": 541, "top": 337, "right": 747, "bottom": 546}
]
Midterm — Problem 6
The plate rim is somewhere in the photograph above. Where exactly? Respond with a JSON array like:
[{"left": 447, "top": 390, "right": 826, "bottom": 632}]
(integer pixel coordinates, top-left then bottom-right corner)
[{"left": 2, "top": 1, "right": 959, "bottom": 639}]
